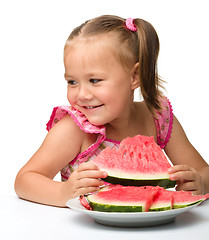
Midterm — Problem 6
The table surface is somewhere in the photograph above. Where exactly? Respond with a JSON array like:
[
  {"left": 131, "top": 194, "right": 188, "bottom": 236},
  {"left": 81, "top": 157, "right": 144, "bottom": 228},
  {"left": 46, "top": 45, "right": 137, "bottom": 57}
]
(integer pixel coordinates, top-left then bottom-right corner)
[{"left": 1, "top": 195, "right": 209, "bottom": 240}]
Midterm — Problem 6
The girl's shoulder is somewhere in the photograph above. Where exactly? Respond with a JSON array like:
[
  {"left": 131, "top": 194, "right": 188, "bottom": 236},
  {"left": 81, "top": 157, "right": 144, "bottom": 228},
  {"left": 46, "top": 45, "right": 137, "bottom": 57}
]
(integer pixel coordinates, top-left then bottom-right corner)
[{"left": 46, "top": 106, "right": 106, "bottom": 157}]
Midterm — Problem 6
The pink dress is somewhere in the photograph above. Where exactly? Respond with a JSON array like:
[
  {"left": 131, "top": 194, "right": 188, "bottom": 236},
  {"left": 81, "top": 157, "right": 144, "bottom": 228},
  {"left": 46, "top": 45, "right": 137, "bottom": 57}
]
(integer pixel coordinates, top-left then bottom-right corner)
[{"left": 46, "top": 97, "right": 173, "bottom": 181}]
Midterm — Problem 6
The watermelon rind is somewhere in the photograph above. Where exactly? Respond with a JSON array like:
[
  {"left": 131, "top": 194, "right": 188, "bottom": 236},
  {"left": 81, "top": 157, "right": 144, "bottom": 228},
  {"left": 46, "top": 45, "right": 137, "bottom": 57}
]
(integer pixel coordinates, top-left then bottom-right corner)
[
  {"left": 88, "top": 201, "right": 143, "bottom": 212},
  {"left": 149, "top": 202, "right": 172, "bottom": 211},
  {"left": 149, "top": 206, "right": 171, "bottom": 211},
  {"left": 173, "top": 200, "right": 203, "bottom": 209},
  {"left": 102, "top": 175, "right": 176, "bottom": 189}
]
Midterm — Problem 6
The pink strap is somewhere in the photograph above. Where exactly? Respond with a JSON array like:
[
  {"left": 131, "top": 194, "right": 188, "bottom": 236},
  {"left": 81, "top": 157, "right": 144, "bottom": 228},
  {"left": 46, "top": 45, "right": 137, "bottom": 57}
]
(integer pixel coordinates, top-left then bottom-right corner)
[
  {"left": 154, "top": 97, "right": 174, "bottom": 149},
  {"left": 46, "top": 106, "right": 105, "bottom": 134}
]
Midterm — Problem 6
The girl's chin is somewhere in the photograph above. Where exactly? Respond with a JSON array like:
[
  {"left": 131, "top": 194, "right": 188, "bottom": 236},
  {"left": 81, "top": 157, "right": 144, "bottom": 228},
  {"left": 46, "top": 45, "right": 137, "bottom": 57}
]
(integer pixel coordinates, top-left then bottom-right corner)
[
  {"left": 85, "top": 115, "right": 109, "bottom": 126},
  {"left": 86, "top": 119, "right": 105, "bottom": 126}
]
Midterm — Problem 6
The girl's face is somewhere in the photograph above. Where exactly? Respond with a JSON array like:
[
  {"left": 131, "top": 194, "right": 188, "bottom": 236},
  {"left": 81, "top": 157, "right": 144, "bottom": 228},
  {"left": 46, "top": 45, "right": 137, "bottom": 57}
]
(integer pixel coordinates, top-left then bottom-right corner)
[{"left": 64, "top": 36, "right": 139, "bottom": 126}]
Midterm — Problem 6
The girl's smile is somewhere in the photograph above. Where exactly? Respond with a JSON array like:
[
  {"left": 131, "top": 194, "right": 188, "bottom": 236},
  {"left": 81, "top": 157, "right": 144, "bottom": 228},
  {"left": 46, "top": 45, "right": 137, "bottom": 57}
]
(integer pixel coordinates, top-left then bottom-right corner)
[
  {"left": 79, "top": 104, "right": 105, "bottom": 114},
  {"left": 82, "top": 104, "right": 104, "bottom": 109},
  {"left": 83, "top": 104, "right": 104, "bottom": 110}
]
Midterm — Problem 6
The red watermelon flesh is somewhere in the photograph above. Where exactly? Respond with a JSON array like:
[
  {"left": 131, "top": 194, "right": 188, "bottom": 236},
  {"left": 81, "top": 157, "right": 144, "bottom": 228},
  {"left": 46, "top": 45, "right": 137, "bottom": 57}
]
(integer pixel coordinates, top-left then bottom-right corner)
[
  {"left": 92, "top": 135, "right": 176, "bottom": 188},
  {"left": 79, "top": 195, "right": 92, "bottom": 210}
]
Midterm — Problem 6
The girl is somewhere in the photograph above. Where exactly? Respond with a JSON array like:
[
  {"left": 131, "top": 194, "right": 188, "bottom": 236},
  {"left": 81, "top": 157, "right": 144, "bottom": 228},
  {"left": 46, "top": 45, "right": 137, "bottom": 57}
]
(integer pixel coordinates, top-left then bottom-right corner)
[{"left": 15, "top": 15, "right": 209, "bottom": 207}]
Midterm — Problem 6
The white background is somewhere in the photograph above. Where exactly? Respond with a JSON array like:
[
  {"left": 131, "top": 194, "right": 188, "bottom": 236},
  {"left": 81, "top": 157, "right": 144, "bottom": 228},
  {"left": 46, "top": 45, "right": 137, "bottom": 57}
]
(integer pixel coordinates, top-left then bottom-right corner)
[{"left": 0, "top": 0, "right": 208, "bottom": 197}]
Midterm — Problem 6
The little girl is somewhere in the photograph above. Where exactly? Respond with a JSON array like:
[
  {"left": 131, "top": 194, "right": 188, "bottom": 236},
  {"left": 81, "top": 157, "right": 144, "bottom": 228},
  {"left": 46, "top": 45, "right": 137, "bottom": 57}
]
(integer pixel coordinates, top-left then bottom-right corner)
[{"left": 15, "top": 15, "right": 209, "bottom": 207}]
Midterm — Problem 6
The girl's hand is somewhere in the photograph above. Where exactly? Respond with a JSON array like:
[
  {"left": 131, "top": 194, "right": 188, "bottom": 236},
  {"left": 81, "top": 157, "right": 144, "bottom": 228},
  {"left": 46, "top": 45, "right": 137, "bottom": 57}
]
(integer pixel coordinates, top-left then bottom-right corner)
[
  {"left": 59, "top": 162, "right": 107, "bottom": 204},
  {"left": 168, "top": 165, "right": 204, "bottom": 195}
]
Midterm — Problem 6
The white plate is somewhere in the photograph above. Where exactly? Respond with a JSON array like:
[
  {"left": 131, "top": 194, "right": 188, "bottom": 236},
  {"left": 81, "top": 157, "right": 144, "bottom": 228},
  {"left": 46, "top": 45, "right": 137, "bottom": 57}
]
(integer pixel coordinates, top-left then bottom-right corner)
[{"left": 66, "top": 198, "right": 201, "bottom": 227}]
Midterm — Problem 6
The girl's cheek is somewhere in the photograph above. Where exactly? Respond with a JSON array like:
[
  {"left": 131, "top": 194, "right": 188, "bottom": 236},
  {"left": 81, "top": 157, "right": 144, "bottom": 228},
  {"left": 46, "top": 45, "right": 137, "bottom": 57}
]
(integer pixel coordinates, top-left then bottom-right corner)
[{"left": 67, "top": 90, "right": 74, "bottom": 104}]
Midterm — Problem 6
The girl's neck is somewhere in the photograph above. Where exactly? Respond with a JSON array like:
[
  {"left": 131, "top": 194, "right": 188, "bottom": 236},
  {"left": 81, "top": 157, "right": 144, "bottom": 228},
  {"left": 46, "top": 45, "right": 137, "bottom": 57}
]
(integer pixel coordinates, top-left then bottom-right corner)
[
  {"left": 105, "top": 101, "right": 156, "bottom": 142},
  {"left": 105, "top": 102, "right": 140, "bottom": 141}
]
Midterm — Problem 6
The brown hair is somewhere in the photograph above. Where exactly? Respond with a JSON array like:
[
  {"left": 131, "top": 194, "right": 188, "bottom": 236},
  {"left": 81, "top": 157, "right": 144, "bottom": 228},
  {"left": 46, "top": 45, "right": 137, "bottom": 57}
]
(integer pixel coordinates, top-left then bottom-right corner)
[{"left": 65, "top": 15, "right": 164, "bottom": 113}]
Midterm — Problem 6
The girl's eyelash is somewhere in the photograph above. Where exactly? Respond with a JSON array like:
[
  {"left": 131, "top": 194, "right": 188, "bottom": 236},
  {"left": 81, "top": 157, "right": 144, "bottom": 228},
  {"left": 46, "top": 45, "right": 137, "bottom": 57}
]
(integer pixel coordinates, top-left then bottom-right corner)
[
  {"left": 67, "top": 80, "right": 77, "bottom": 85},
  {"left": 89, "top": 79, "right": 102, "bottom": 83},
  {"left": 67, "top": 79, "right": 102, "bottom": 85}
]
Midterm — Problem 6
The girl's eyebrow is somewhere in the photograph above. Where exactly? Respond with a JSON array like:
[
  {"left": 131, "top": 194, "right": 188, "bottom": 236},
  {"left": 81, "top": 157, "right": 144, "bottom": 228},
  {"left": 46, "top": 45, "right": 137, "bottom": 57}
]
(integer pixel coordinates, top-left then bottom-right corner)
[
  {"left": 64, "top": 73, "right": 73, "bottom": 79},
  {"left": 64, "top": 72, "right": 107, "bottom": 79}
]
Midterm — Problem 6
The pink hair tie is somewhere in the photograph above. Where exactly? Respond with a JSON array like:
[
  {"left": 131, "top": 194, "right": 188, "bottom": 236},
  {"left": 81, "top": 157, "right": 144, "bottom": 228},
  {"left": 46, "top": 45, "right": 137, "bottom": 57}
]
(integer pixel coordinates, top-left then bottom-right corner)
[{"left": 125, "top": 18, "right": 137, "bottom": 32}]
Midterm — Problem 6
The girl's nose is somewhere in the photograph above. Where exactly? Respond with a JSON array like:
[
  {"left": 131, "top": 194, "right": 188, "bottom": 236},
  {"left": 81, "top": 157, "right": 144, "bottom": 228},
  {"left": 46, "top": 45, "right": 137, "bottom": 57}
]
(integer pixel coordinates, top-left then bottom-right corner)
[{"left": 77, "top": 85, "right": 93, "bottom": 101}]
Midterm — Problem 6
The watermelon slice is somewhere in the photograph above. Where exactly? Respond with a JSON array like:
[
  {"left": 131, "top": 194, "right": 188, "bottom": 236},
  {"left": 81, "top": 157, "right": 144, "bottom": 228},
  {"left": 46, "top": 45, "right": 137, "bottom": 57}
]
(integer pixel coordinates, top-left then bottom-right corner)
[
  {"left": 92, "top": 135, "right": 176, "bottom": 188},
  {"left": 79, "top": 195, "right": 92, "bottom": 210},
  {"left": 172, "top": 190, "right": 207, "bottom": 209},
  {"left": 146, "top": 186, "right": 174, "bottom": 211},
  {"left": 81, "top": 185, "right": 209, "bottom": 212},
  {"left": 87, "top": 185, "right": 159, "bottom": 212}
]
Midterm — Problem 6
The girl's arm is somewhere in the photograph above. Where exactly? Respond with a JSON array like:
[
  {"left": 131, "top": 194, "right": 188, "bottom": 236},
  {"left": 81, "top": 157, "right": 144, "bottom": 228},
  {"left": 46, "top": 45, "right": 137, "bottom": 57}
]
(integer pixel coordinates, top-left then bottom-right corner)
[
  {"left": 14, "top": 115, "right": 105, "bottom": 207},
  {"left": 164, "top": 115, "right": 209, "bottom": 195}
]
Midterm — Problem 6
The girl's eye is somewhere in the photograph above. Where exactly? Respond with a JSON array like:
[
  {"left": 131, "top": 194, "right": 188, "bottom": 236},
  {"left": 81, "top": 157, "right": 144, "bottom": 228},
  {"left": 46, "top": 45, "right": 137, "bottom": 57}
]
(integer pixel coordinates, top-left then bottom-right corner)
[
  {"left": 67, "top": 80, "right": 78, "bottom": 86},
  {"left": 89, "top": 79, "right": 102, "bottom": 84}
]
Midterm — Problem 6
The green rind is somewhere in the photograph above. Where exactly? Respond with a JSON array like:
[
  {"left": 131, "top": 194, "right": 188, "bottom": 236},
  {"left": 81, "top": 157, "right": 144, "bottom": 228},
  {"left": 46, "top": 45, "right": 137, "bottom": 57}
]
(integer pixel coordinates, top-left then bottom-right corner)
[
  {"left": 102, "top": 176, "right": 176, "bottom": 189},
  {"left": 88, "top": 201, "right": 143, "bottom": 212},
  {"left": 149, "top": 206, "right": 171, "bottom": 211},
  {"left": 173, "top": 200, "right": 202, "bottom": 209}
]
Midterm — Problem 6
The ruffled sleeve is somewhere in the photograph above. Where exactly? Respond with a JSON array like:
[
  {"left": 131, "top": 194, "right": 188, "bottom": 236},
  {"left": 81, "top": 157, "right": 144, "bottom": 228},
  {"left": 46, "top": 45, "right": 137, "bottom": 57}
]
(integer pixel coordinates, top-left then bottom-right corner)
[
  {"left": 153, "top": 97, "right": 174, "bottom": 149},
  {"left": 46, "top": 106, "right": 106, "bottom": 164}
]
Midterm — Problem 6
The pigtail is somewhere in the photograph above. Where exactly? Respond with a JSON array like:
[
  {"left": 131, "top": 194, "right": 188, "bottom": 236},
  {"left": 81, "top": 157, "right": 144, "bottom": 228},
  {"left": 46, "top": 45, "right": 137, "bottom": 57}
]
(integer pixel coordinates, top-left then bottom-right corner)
[{"left": 134, "top": 19, "right": 164, "bottom": 113}]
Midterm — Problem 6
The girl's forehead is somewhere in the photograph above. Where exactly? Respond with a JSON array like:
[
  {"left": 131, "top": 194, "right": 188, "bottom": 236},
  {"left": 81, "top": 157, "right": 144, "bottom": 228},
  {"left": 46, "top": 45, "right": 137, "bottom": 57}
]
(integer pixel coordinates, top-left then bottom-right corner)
[
  {"left": 64, "top": 35, "right": 118, "bottom": 63},
  {"left": 65, "top": 35, "right": 116, "bottom": 54}
]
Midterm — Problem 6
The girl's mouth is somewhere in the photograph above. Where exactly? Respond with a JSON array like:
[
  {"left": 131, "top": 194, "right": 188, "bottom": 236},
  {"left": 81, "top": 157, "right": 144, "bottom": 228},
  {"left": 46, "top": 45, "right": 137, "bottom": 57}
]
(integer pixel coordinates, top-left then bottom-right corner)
[{"left": 84, "top": 104, "right": 103, "bottom": 109}]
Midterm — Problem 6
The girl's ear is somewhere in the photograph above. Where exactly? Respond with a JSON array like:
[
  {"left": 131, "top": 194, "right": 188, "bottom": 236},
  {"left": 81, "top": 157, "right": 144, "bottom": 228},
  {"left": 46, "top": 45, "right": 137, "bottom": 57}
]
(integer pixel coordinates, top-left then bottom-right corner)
[{"left": 130, "top": 62, "right": 140, "bottom": 90}]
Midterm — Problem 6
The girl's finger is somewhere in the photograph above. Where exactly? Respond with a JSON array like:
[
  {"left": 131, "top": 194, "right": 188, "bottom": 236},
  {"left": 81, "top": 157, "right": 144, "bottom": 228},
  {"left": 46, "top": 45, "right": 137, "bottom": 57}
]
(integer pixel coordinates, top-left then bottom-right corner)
[
  {"left": 78, "top": 178, "right": 104, "bottom": 188},
  {"left": 169, "top": 170, "right": 195, "bottom": 181},
  {"left": 168, "top": 165, "right": 191, "bottom": 173},
  {"left": 77, "top": 162, "right": 99, "bottom": 172},
  {"left": 77, "top": 170, "right": 107, "bottom": 180}
]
